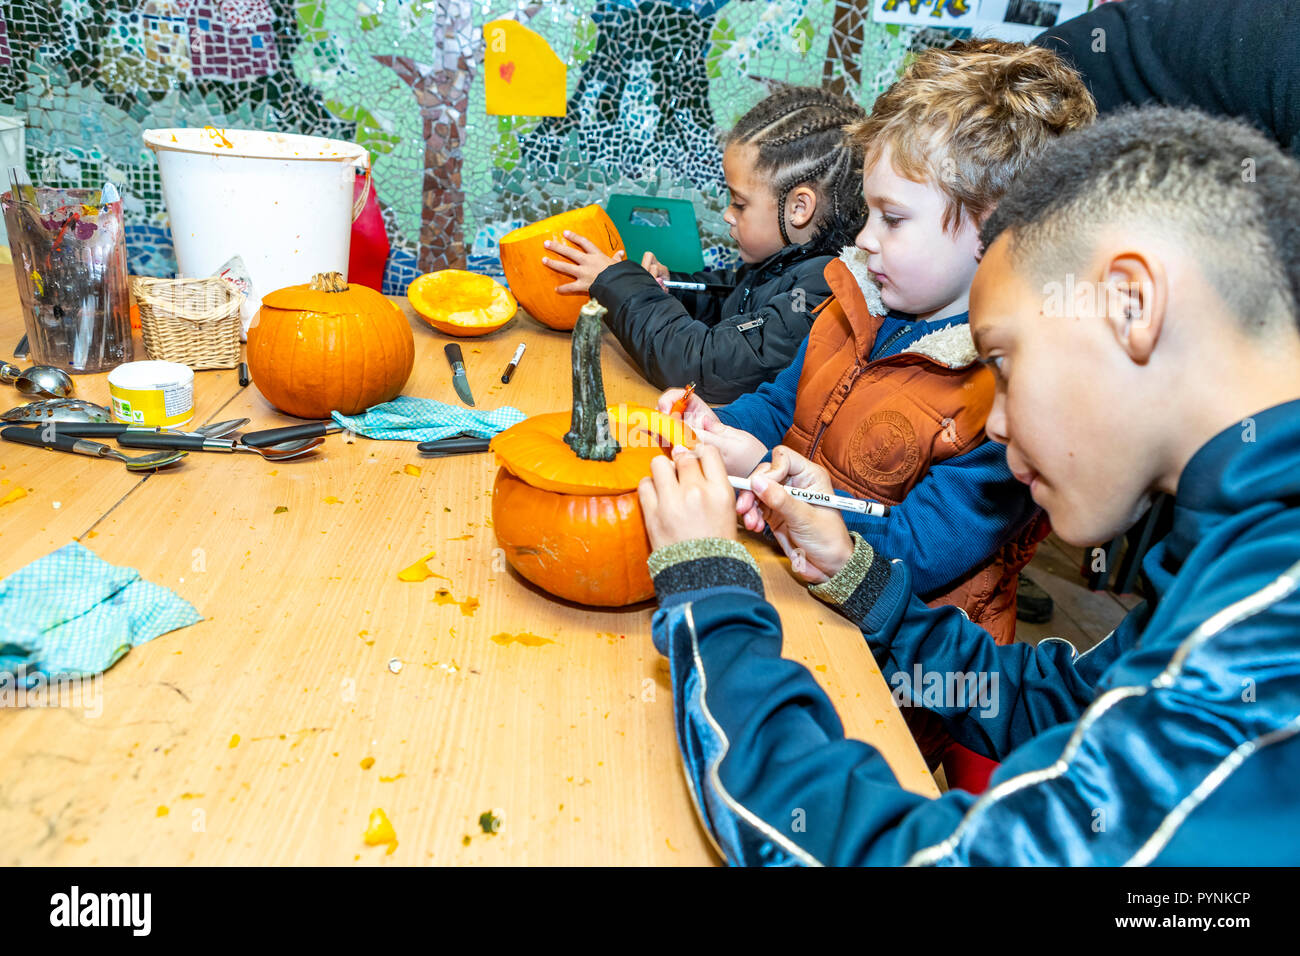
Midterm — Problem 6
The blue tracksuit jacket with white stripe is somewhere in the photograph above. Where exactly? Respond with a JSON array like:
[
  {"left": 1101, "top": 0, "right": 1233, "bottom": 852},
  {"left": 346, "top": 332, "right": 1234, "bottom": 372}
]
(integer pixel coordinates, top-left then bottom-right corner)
[{"left": 647, "top": 399, "right": 1300, "bottom": 865}]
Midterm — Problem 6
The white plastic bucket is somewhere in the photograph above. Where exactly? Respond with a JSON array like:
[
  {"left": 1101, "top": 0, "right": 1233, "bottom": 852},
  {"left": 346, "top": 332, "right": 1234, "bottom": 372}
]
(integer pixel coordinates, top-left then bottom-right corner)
[
  {"left": 143, "top": 127, "right": 370, "bottom": 302},
  {"left": 0, "top": 115, "right": 26, "bottom": 247}
]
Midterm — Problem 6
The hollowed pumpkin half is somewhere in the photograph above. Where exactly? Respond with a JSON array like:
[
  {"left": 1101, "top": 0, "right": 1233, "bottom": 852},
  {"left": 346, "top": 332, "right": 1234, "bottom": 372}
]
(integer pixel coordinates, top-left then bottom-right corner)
[
  {"left": 408, "top": 270, "right": 517, "bottom": 337},
  {"left": 498, "top": 205, "right": 625, "bottom": 331}
]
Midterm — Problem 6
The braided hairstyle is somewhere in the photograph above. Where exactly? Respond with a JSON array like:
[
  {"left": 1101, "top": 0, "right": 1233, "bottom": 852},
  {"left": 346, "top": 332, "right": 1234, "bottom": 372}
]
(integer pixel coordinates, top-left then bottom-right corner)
[{"left": 725, "top": 86, "right": 868, "bottom": 255}]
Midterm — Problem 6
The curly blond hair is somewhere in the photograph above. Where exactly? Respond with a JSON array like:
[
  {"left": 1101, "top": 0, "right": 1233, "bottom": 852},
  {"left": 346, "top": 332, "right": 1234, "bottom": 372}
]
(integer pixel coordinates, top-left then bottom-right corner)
[{"left": 849, "top": 39, "right": 1097, "bottom": 234}]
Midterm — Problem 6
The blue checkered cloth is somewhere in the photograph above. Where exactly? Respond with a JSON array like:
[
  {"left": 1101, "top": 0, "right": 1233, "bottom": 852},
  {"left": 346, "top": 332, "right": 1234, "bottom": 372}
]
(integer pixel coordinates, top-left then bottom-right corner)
[
  {"left": 0, "top": 541, "right": 202, "bottom": 681},
  {"left": 331, "top": 396, "right": 525, "bottom": 441}
]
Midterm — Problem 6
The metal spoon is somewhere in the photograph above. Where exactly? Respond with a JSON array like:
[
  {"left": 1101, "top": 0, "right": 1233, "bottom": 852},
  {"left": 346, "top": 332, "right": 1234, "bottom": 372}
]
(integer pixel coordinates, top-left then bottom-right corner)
[
  {"left": 1, "top": 426, "right": 186, "bottom": 471},
  {"left": 116, "top": 431, "right": 324, "bottom": 461},
  {"left": 15, "top": 366, "right": 74, "bottom": 399}
]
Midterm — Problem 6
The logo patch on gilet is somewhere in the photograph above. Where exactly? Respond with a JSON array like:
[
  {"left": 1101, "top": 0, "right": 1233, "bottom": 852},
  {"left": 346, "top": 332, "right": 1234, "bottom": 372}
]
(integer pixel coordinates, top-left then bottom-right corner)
[{"left": 849, "top": 409, "right": 920, "bottom": 484}]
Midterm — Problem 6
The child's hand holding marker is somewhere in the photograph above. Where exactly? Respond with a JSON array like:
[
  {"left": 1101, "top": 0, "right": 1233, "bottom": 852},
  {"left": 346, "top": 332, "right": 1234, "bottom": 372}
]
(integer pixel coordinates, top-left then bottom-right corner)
[
  {"left": 736, "top": 446, "right": 856, "bottom": 585},
  {"left": 641, "top": 251, "right": 670, "bottom": 286},
  {"left": 657, "top": 386, "right": 768, "bottom": 476},
  {"left": 542, "top": 230, "right": 626, "bottom": 294},
  {"left": 639, "top": 443, "right": 856, "bottom": 587}
]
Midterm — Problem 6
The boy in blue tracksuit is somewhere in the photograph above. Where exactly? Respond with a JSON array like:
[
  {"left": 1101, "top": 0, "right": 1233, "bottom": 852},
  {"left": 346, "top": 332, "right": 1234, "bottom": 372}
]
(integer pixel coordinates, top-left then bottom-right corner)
[{"left": 634, "top": 107, "right": 1300, "bottom": 864}]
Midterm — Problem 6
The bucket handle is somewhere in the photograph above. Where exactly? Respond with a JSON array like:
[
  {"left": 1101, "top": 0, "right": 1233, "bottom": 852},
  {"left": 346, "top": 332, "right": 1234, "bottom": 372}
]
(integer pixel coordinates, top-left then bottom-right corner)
[{"left": 351, "top": 160, "right": 372, "bottom": 223}]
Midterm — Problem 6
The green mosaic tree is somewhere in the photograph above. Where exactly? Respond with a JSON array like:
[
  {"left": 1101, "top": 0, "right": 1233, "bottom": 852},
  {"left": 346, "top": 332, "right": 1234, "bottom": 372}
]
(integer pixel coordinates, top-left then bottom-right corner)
[{"left": 294, "top": 1, "right": 544, "bottom": 273}]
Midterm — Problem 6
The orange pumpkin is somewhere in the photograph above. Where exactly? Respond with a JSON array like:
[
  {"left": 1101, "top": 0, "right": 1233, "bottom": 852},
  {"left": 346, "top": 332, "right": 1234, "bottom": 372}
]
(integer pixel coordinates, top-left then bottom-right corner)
[
  {"left": 498, "top": 205, "right": 625, "bottom": 331},
  {"left": 491, "top": 301, "right": 694, "bottom": 607},
  {"left": 407, "top": 270, "right": 517, "bottom": 337},
  {"left": 247, "top": 271, "right": 415, "bottom": 419}
]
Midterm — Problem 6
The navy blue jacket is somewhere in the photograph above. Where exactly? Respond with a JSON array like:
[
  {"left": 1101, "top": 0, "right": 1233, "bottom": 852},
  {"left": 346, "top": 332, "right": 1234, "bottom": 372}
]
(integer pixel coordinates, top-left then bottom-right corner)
[
  {"left": 717, "top": 314, "right": 1036, "bottom": 596},
  {"left": 648, "top": 399, "right": 1300, "bottom": 864}
]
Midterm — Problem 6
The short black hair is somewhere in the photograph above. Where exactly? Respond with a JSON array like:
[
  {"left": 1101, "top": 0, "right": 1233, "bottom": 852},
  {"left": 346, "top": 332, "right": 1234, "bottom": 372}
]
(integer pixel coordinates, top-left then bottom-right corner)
[{"left": 982, "top": 106, "right": 1300, "bottom": 331}]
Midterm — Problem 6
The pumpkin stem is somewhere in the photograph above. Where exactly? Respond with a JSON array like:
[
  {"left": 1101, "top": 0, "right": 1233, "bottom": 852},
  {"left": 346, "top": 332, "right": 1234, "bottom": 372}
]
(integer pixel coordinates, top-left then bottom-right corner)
[
  {"left": 564, "top": 299, "right": 620, "bottom": 461},
  {"left": 309, "top": 272, "right": 349, "bottom": 293}
]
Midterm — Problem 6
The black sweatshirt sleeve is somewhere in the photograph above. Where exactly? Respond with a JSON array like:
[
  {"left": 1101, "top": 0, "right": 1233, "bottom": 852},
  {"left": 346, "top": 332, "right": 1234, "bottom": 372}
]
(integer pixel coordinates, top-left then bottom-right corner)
[
  {"left": 660, "top": 266, "right": 738, "bottom": 328},
  {"left": 1034, "top": 0, "right": 1300, "bottom": 156},
  {"left": 588, "top": 259, "right": 825, "bottom": 403}
]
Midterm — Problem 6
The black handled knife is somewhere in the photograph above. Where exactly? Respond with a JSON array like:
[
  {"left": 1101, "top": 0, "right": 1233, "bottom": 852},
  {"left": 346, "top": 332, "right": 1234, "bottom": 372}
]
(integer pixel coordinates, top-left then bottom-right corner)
[{"left": 444, "top": 343, "right": 475, "bottom": 407}]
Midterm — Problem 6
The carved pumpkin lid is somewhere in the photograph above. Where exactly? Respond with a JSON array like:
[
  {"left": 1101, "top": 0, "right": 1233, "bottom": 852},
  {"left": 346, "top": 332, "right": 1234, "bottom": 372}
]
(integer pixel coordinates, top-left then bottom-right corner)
[
  {"left": 262, "top": 271, "right": 397, "bottom": 315},
  {"left": 492, "top": 405, "right": 694, "bottom": 495}
]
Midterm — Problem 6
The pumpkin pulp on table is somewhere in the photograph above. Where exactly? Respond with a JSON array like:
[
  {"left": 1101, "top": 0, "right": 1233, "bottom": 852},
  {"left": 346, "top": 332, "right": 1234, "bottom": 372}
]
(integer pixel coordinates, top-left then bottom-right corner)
[
  {"left": 490, "top": 299, "right": 694, "bottom": 607},
  {"left": 247, "top": 271, "right": 415, "bottom": 420}
]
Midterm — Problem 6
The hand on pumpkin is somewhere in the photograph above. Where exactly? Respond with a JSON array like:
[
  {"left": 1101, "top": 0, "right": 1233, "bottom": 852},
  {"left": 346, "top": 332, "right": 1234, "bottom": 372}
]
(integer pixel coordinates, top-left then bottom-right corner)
[
  {"left": 641, "top": 251, "right": 670, "bottom": 285},
  {"left": 655, "top": 389, "right": 768, "bottom": 477},
  {"left": 543, "top": 231, "right": 627, "bottom": 294},
  {"left": 638, "top": 444, "right": 739, "bottom": 551},
  {"left": 736, "top": 446, "right": 853, "bottom": 586}
]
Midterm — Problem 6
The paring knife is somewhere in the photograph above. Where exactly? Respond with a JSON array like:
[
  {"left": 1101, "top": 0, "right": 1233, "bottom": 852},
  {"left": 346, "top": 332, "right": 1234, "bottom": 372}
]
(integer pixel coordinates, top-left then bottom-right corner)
[{"left": 444, "top": 343, "right": 475, "bottom": 407}]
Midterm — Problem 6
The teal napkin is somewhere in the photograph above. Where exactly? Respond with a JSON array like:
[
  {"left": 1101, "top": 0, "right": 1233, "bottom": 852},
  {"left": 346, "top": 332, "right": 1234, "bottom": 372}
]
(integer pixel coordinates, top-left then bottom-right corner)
[
  {"left": 0, "top": 541, "right": 202, "bottom": 681},
  {"left": 331, "top": 395, "right": 525, "bottom": 441}
]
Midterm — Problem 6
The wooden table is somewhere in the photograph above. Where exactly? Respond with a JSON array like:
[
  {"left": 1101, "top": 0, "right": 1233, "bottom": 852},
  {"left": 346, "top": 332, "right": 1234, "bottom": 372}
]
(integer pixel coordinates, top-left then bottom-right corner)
[{"left": 0, "top": 269, "right": 935, "bottom": 865}]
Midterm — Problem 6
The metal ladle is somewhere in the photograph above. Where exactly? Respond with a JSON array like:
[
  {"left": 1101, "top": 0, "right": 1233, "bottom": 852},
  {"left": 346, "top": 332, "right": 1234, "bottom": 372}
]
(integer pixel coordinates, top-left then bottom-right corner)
[{"left": 2, "top": 365, "right": 76, "bottom": 399}]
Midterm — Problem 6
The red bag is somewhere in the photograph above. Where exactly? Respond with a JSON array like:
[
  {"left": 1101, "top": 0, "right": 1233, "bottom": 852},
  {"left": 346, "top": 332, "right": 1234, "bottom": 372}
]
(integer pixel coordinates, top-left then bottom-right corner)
[{"left": 348, "top": 169, "right": 390, "bottom": 292}]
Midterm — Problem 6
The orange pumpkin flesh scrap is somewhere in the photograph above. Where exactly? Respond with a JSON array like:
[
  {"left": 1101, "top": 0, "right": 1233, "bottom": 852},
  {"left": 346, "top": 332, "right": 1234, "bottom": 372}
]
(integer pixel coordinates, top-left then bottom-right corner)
[
  {"left": 407, "top": 270, "right": 517, "bottom": 337},
  {"left": 247, "top": 271, "right": 415, "bottom": 420},
  {"left": 498, "top": 205, "right": 625, "bottom": 331}
]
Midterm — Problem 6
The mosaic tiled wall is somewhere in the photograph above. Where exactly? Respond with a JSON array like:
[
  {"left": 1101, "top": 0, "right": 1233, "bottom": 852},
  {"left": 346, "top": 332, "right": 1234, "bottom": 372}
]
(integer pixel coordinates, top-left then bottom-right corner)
[{"left": 0, "top": 0, "right": 967, "bottom": 295}]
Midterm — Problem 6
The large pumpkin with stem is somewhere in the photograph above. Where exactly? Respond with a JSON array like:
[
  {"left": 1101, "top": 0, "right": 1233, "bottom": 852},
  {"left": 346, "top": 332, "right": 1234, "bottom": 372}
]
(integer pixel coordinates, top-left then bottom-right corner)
[
  {"left": 490, "top": 299, "right": 693, "bottom": 607},
  {"left": 248, "top": 271, "right": 415, "bottom": 419},
  {"left": 498, "top": 205, "right": 625, "bottom": 331}
]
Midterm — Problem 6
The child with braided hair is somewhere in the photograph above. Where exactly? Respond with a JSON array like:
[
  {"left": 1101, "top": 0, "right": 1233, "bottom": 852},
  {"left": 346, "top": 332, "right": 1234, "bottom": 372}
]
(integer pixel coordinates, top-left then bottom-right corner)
[{"left": 542, "top": 86, "right": 868, "bottom": 403}]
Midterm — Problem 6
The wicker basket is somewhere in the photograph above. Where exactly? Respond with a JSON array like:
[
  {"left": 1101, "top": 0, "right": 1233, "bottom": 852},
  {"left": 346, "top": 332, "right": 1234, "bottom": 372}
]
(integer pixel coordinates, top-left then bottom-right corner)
[{"left": 132, "top": 275, "right": 243, "bottom": 369}]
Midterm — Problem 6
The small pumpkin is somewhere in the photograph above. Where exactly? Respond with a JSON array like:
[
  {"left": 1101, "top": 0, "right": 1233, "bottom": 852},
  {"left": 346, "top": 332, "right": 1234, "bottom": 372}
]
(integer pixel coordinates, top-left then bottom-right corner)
[
  {"left": 498, "top": 205, "right": 625, "bottom": 331},
  {"left": 247, "top": 271, "right": 414, "bottom": 419},
  {"left": 490, "top": 299, "right": 694, "bottom": 607},
  {"left": 407, "top": 269, "right": 517, "bottom": 337}
]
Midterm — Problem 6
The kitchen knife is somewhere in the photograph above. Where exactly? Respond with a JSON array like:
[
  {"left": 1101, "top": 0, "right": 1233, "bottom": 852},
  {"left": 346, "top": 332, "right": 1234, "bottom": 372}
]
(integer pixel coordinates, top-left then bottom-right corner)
[{"left": 444, "top": 343, "right": 475, "bottom": 407}]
